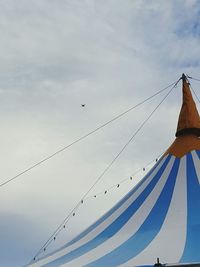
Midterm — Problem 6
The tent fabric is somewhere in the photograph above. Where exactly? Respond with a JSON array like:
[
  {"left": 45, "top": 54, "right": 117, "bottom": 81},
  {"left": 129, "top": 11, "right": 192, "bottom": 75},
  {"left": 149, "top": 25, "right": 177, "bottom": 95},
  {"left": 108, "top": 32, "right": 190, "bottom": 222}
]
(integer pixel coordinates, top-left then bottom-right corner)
[
  {"left": 165, "top": 135, "right": 200, "bottom": 158},
  {"left": 176, "top": 78, "right": 200, "bottom": 137},
  {"left": 29, "top": 150, "right": 200, "bottom": 267},
  {"left": 28, "top": 77, "right": 200, "bottom": 267}
]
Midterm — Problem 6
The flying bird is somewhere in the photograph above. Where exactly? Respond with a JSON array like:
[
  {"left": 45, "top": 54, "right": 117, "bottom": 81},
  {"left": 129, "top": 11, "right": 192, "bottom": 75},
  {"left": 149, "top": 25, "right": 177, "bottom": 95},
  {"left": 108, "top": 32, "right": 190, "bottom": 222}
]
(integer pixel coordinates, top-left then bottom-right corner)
[{"left": 81, "top": 104, "right": 86, "bottom": 107}]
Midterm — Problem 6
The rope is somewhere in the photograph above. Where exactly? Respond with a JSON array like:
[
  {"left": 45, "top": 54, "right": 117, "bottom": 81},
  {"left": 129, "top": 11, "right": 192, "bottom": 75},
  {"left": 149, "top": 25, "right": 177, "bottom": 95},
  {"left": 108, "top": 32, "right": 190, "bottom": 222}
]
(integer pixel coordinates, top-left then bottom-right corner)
[
  {"left": 87, "top": 151, "right": 164, "bottom": 198},
  {"left": 28, "top": 152, "right": 163, "bottom": 263},
  {"left": 29, "top": 79, "right": 179, "bottom": 263},
  {"left": 0, "top": 80, "right": 178, "bottom": 189},
  {"left": 187, "top": 75, "right": 200, "bottom": 103},
  {"left": 191, "top": 86, "right": 200, "bottom": 104},
  {"left": 187, "top": 75, "right": 200, "bottom": 82},
  {"left": 187, "top": 79, "right": 200, "bottom": 104}
]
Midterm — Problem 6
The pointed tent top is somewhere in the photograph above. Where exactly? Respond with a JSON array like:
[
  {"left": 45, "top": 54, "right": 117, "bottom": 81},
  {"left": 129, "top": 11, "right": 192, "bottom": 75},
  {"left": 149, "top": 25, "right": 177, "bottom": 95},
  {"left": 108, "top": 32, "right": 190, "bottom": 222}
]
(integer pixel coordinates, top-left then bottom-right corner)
[
  {"left": 175, "top": 73, "right": 200, "bottom": 137},
  {"left": 165, "top": 73, "right": 200, "bottom": 157}
]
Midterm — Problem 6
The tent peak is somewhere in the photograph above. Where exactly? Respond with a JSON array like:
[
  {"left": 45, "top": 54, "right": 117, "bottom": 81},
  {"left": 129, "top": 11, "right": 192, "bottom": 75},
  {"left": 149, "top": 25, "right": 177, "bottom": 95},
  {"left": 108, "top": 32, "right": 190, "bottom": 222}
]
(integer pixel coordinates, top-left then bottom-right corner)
[
  {"left": 175, "top": 74, "right": 200, "bottom": 137},
  {"left": 181, "top": 73, "right": 186, "bottom": 81},
  {"left": 165, "top": 74, "right": 200, "bottom": 157}
]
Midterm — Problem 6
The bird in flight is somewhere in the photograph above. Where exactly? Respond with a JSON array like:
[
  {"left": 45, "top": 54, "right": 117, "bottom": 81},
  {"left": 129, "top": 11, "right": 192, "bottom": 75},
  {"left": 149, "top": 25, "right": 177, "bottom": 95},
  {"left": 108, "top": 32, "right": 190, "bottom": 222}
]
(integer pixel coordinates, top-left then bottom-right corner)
[{"left": 81, "top": 104, "right": 86, "bottom": 107}]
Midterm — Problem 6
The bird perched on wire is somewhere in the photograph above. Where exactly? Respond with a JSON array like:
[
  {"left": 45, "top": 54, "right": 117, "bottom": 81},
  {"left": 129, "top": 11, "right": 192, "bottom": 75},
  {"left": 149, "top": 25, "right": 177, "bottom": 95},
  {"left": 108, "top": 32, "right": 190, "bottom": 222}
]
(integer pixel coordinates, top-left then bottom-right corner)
[{"left": 81, "top": 104, "right": 86, "bottom": 107}]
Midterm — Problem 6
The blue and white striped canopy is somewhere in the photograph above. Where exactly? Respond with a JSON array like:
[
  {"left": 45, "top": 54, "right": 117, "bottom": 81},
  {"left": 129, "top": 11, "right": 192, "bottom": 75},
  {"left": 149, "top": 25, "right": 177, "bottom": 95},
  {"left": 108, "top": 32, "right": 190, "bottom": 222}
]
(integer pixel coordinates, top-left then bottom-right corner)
[{"left": 29, "top": 150, "right": 200, "bottom": 267}]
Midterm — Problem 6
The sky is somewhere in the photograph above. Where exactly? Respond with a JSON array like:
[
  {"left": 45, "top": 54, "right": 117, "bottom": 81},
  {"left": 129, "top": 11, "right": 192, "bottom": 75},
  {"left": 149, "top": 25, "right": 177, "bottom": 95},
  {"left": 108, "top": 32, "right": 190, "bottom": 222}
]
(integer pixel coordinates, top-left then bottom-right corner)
[{"left": 0, "top": 0, "right": 200, "bottom": 266}]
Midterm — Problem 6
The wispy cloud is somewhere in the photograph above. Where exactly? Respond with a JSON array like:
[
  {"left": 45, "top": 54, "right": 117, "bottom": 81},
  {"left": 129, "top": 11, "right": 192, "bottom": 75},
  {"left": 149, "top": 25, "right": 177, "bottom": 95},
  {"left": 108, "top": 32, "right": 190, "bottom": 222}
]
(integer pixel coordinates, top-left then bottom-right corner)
[{"left": 0, "top": 1, "right": 199, "bottom": 266}]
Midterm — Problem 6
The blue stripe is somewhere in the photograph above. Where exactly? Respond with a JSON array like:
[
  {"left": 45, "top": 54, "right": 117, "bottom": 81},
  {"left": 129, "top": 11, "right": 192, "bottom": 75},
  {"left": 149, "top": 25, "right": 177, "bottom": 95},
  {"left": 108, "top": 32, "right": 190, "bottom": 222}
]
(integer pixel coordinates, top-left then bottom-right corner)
[
  {"left": 62, "top": 156, "right": 165, "bottom": 248},
  {"left": 86, "top": 158, "right": 180, "bottom": 267},
  {"left": 43, "top": 155, "right": 172, "bottom": 267},
  {"left": 180, "top": 153, "right": 200, "bottom": 262},
  {"left": 195, "top": 150, "right": 200, "bottom": 159}
]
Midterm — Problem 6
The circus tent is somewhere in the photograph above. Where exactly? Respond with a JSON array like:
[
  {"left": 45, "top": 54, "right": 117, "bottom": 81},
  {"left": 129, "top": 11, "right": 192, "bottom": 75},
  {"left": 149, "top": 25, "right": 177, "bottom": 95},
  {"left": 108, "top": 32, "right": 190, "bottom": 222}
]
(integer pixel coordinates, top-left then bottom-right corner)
[{"left": 28, "top": 74, "right": 200, "bottom": 267}]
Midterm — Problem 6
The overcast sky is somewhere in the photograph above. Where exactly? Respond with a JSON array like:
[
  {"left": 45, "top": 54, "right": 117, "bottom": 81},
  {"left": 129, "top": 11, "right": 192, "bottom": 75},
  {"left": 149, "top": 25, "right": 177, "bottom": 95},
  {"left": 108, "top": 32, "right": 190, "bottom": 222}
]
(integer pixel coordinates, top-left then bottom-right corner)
[{"left": 0, "top": 1, "right": 200, "bottom": 266}]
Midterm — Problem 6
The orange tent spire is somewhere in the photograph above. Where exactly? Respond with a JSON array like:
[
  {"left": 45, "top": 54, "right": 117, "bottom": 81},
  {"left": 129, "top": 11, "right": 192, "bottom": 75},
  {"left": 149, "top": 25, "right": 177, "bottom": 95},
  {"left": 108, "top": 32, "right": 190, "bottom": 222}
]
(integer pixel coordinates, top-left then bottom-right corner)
[
  {"left": 165, "top": 74, "right": 200, "bottom": 157},
  {"left": 176, "top": 73, "right": 200, "bottom": 137}
]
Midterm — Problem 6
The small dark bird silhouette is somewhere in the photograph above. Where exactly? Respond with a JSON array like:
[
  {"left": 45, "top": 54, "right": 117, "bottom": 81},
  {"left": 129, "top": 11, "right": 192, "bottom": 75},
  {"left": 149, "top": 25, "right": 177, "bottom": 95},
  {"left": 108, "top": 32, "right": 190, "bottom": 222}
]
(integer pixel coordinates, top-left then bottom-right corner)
[{"left": 81, "top": 104, "right": 86, "bottom": 107}]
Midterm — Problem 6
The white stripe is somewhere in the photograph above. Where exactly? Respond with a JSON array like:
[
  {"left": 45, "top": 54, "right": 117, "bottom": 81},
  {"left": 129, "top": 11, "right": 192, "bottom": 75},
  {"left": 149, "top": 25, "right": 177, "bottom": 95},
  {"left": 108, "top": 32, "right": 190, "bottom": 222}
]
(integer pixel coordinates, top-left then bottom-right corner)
[
  {"left": 60, "top": 156, "right": 175, "bottom": 267},
  {"left": 192, "top": 151, "right": 200, "bottom": 184},
  {"left": 29, "top": 156, "right": 169, "bottom": 267},
  {"left": 119, "top": 156, "right": 187, "bottom": 266}
]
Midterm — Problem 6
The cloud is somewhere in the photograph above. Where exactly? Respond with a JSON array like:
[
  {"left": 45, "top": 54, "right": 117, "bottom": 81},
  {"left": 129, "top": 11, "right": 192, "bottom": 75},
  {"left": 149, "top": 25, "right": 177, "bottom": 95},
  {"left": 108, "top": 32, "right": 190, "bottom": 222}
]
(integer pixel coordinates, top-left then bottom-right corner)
[
  {"left": 0, "top": 212, "right": 48, "bottom": 267},
  {"left": 0, "top": 0, "right": 199, "bottom": 266}
]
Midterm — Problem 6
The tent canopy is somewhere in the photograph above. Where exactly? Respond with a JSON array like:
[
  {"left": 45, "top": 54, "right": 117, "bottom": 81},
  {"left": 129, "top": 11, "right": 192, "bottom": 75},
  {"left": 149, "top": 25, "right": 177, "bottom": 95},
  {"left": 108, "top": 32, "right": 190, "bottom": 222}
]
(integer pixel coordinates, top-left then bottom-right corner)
[{"left": 29, "top": 75, "right": 200, "bottom": 267}]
